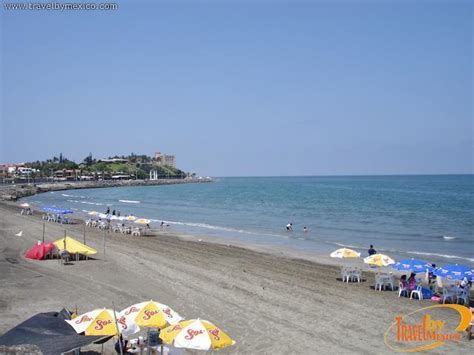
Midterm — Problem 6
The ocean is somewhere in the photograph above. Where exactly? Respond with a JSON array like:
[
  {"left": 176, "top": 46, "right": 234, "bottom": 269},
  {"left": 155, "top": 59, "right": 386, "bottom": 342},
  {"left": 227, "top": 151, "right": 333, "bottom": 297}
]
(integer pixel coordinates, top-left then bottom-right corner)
[{"left": 23, "top": 175, "right": 474, "bottom": 266}]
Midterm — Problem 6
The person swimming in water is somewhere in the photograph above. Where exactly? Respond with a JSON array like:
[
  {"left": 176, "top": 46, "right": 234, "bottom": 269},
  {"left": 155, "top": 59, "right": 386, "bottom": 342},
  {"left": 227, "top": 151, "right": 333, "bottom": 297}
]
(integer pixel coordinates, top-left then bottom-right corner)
[{"left": 286, "top": 223, "right": 293, "bottom": 231}]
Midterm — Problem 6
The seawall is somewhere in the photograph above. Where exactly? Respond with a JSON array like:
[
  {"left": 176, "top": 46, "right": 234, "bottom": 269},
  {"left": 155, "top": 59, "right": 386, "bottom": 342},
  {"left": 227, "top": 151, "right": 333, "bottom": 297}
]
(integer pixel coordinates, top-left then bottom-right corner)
[{"left": 0, "top": 178, "right": 212, "bottom": 201}]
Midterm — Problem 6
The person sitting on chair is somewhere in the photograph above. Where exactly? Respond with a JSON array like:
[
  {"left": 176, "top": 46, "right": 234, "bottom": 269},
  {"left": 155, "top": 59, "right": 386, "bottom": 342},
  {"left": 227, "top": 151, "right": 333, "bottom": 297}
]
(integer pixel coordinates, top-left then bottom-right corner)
[
  {"left": 59, "top": 249, "right": 70, "bottom": 263},
  {"left": 115, "top": 334, "right": 129, "bottom": 354},
  {"left": 407, "top": 273, "right": 417, "bottom": 291}
]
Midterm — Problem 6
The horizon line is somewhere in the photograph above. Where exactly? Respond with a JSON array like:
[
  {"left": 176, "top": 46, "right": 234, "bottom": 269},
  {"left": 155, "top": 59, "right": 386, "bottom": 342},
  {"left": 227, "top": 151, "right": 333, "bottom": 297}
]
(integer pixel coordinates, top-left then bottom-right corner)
[{"left": 213, "top": 173, "right": 474, "bottom": 178}]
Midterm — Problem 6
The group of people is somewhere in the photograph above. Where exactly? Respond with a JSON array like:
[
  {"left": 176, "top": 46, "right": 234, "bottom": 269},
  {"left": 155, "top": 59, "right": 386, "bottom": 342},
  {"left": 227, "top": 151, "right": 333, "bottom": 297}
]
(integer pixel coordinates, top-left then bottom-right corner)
[
  {"left": 399, "top": 273, "right": 419, "bottom": 293},
  {"left": 285, "top": 223, "right": 308, "bottom": 233},
  {"left": 20, "top": 207, "right": 32, "bottom": 215},
  {"left": 105, "top": 207, "right": 120, "bottom": 217}
]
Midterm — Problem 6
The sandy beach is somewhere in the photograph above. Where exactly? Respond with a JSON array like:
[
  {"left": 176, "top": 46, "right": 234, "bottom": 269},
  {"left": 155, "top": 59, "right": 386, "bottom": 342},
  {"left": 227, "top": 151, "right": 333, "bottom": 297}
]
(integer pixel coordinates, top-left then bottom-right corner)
[{"left": 0, "top": 201, "right": 472, "bottom": 354}]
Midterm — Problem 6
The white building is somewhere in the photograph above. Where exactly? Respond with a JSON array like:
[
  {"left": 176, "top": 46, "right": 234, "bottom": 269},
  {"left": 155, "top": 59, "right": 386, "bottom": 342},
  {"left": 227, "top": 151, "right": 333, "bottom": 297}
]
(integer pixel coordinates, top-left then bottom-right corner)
[{"left": 154, "top": 151, "right": 176, "bottom": 168}]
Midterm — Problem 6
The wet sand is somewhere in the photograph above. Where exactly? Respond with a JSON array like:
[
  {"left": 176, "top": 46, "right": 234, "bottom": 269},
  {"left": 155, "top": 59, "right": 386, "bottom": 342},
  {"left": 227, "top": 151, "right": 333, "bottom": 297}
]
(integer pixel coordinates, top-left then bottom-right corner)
[{"left": 0, "top": 202, "right": 472, "bottom": 354}]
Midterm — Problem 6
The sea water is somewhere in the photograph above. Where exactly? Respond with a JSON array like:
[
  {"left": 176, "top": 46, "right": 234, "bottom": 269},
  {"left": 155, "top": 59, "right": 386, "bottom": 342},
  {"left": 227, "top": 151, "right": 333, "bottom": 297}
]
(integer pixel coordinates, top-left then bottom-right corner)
[{"left": 24, "top": 175, "right": 474, "bottom": 266}]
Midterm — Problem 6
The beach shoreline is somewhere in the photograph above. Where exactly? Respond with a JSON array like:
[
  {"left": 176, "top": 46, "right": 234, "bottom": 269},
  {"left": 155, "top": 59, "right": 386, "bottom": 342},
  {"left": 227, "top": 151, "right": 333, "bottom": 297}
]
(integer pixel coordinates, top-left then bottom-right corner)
[{"left": 0, "top": 201, "right": 472, "bottom": 354}]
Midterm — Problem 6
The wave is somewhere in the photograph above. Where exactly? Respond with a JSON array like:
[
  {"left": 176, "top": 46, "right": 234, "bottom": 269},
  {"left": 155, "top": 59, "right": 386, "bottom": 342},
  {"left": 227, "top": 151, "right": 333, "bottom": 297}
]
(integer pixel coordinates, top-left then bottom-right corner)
[
  {"left": 331, "top": 242, "right": 365, "bottom": 250},
  {"left": 406, "top": 251, "right": 474, "bottom": 263},
  {"left": 163, "top": 220, "right": 291, "bottom": 239},
  {"left": 119, "top": 199, "right": 141, "bottom": 204},
  {"left": 62, "top": 193, "right": 85, "bottom": 198},
  {"left": 67, "top": 199, "right": 104, "bottom": 206},
  {"left": 442, "top": 236, "right": 456, "bottom": 240}
]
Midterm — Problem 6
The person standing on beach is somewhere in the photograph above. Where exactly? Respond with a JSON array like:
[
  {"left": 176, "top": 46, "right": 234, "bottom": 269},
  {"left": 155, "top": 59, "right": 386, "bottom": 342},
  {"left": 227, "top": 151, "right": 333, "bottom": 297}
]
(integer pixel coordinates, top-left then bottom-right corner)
[
  {"left": 106, "top": 207, "right": 110, "bottom": 214},
  {"left": 303, "top": 226, "right": 308, "bottom": 233},
  {"left": 368, "top": 245, "right": 376, "bottom": 255}
]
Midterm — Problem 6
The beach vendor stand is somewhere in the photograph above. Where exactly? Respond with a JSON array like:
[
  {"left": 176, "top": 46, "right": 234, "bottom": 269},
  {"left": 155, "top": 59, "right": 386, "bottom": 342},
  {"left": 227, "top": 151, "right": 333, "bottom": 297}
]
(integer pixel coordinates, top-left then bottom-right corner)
[{"left": 53, "top": 236, "right": 97, "bottom": 262}]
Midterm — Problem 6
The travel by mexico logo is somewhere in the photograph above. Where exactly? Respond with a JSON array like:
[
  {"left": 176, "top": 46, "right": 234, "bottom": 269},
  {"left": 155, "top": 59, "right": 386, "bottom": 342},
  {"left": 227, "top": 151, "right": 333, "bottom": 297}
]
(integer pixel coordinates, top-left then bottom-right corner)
[{"left": 384, "top": 304, "right": 471, "bottom": 352}]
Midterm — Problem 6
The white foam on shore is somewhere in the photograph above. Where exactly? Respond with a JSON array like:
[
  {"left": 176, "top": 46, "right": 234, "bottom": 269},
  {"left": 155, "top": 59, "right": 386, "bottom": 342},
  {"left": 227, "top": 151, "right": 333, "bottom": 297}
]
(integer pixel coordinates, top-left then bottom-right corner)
[
  {"left": 62, "top": 193, "right": 85, "bottom": 198},
  {"left": 442, "top": 236, "right": 456, "bottom": 240},
  {"left": 332, "top": 242, "right": 363, "bottom": 250},
  {"left": 163, "top": 220, "right": 290, "bottom": 239},
  {"left": 119, "top": 199, "right": 141, "bottom": 204},
  {"left": 406, "top": 251, "right": 474, "bottom": 263},
  {"left": 67, "top": 199, "right": 104, "bottom": 206}
]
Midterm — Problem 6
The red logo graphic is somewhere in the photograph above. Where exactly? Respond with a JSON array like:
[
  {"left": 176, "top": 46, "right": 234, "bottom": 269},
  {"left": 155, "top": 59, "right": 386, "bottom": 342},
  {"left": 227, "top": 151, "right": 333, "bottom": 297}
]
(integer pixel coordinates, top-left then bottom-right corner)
[
  {"left": 209, "top": 328, "right": 220, "bottom": 341},
  {"left": 167, "top": 324, "right": 182, "bottom": 333},
  {"left": 117, "top": 316, "right": 128, "bottom": 329},
  {"left": 185, "top": 328, "right": 204, "bottom": 340},
  {"left": 75, "top": 315, "right": 93, "bottom": 324},
  {"left": 94, "top": 319, "right": 112, "bottom": 331},
  {"left": 163, "top": 308, "right": 172, "bottom": 317},
  {"left": 142, "top": 309, "right": 159, "bottom": 321},
  {"left": 125, "top": 306, "right": 140, "bottom": 315}
]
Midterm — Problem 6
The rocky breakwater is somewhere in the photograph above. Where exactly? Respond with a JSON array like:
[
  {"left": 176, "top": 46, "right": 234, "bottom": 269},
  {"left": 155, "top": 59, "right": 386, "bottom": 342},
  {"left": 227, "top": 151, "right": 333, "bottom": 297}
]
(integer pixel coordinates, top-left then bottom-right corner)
[{"left": 0, "top": 178, "right": 212, "bottom": 201}]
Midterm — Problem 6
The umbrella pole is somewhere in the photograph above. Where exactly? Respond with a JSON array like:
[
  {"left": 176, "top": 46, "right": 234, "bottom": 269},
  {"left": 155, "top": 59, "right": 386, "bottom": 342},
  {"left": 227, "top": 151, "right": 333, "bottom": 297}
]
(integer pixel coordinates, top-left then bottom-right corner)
[
  {"left": 101, "top": 343, "right": 103, "bottom": 354},
  {"left": 112, "top": 302, "right": 124, "bottom": 355},
  {"left": 146, "top": 328, "right": 151, "bottom": 355},
  {"left": 83, "top": 222, "right": 86, "bottom": 245},
  {"left": 42, "top": 222, "right": 45, "bottom": 243},
  {"left": 103, "top": 229, "right": 106, "bottom": 261}
]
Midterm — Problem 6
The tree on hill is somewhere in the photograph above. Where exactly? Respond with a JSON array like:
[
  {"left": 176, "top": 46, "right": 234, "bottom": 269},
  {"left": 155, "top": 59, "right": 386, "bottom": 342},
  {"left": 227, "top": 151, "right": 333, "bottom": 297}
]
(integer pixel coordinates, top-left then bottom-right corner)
[{"left": 83, "top": 153, "right": 94, "bottom": 166}]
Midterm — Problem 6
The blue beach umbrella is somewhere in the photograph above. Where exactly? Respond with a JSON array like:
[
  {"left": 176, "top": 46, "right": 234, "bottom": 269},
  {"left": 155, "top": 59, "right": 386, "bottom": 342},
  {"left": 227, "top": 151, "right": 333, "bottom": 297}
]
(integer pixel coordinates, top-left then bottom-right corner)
[
  {"left": 42, "top": 207, "right": 73, "bottom": 214},
  {"left": 433, "top": 264, "right": 474, "bottom": 280},
  {"left": 391, "top": 258, "right": 432, "bottom": 273}
]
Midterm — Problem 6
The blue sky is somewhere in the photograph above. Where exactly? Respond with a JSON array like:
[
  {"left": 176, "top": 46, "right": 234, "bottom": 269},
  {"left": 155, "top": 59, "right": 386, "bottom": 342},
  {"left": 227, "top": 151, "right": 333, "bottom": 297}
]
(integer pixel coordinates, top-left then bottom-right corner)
[{"left": 1, "top": 0, "right": 472, "bottom": 176}]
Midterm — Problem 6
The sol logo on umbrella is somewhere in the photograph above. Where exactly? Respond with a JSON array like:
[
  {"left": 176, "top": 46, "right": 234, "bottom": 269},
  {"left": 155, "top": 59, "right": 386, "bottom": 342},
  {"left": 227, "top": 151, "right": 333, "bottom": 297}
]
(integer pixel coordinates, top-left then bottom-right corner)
[
  {"left": 384, "top": 304, "right": 471, "bottom": 352},
  {"left": 66, "top": 309, "right": 123, "bottom": 336},
  {"left": 75, "top": 315, "right": 93, "bottom": 324},
  {"left": 124, "top": 306, "right": 140, "bottom": 316},
  {"left": 94, "top": 319, "right": 113, "bottom": 331},
  {"left": 209, "top": 328, "right": 220, "bottom": 341},
  {"left": 142, "top": 309, "right": 160, "bottom": 321},
  {"left": 160, "top": 319, "right": 235, "bottom": 351},
  {"left": 119, "top": 300, "right": 182, "bottom": 329},
  {"left": 185, "top": 329, "right": 205, "bottom": 340}
]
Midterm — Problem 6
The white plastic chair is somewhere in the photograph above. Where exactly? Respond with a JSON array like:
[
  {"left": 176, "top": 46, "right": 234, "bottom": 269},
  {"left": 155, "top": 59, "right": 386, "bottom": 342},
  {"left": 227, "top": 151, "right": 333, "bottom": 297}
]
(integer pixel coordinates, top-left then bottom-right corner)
[
  {"left": 398, "top": 282, "right": 408, "bottom": 297},
  {"left": 442, "top": 287, "right": 456, "bottom": 304},
  {"left": 384, "top": 276, "right": 394, "bottom": 291},
  {"left": 131, "top": 228, "right": 141, "bottom": 237},
  {"left": 410, "top": 285, "right": 423, "bottom": 300},
  {"left": 456, "top": 288, "right": 470, "bottom": 305},
  {"left": 341, "top": 267, "right": 349, "bottom": 282},
  {"left": 375, "top": 274, "right": 384, "bottom": 291},
  {"left": 350, "top": 269, "right": 361, "bottom": 283}
]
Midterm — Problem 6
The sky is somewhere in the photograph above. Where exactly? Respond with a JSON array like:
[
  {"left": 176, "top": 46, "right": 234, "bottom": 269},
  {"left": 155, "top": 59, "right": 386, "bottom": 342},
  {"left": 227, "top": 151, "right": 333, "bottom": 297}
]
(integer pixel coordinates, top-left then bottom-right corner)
[{"left": 1, "top": 0, "right": 472, "bottom": 176}]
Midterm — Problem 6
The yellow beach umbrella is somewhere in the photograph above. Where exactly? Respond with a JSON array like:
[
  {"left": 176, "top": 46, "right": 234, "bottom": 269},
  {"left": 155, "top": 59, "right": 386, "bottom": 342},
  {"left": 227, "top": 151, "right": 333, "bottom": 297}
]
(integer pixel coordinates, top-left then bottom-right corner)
[
  {"left": 135, "top": 218, "right": 151, "bottom": 225},
  {"left": 364, "top": 254, "right": 395, "bottom": 267},
  {"left": 330, "top": 248, "right": 361, "bottom": 258},
  {"left": 119, "top": 300, "right": 182, "bottom": 329},
  {"left": 65, "top": 308, "right": 122, "bottom": 336},
  {"left": 125, "top": 215, "right": 137, "bottom": 221},
  {"left": 53, "top": 236, "right": 97, "bottom": 255},
  {"left": 160, "top": 319, "right": 236, "bottom": 351}
]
